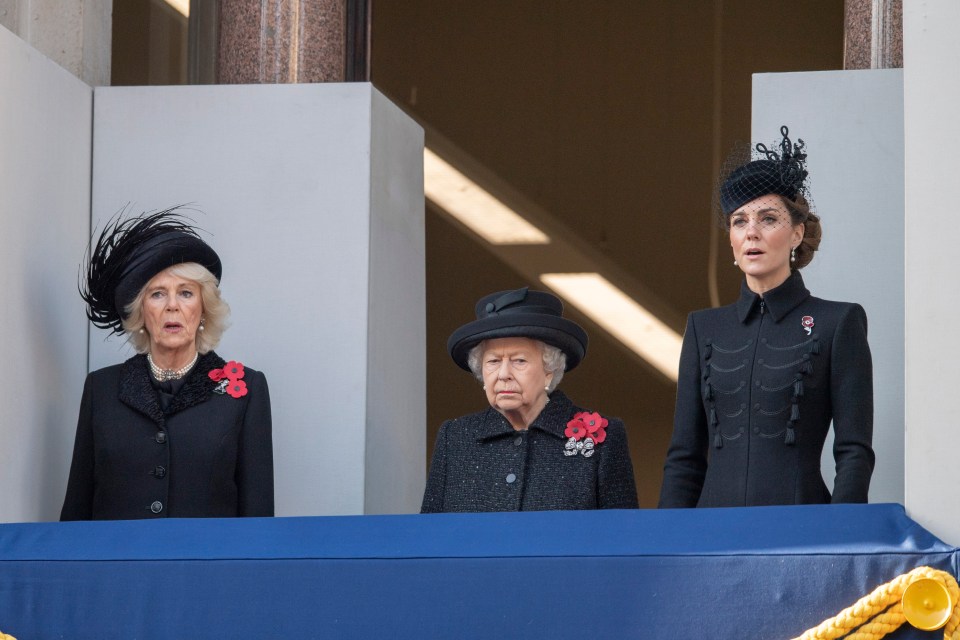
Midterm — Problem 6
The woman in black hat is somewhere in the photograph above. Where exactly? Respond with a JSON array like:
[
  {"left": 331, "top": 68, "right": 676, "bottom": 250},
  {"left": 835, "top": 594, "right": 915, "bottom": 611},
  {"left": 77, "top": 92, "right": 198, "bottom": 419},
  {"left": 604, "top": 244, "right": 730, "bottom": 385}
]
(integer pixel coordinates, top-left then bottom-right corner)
[
  {"left": 421, "top": 287, "right": 638, "bottom": 513},
  {"left": 60, "top": 208, "right": 274, "bottom": 520},
  {"left": 659, "top": 126, "right": 875, "bottom": 508}
]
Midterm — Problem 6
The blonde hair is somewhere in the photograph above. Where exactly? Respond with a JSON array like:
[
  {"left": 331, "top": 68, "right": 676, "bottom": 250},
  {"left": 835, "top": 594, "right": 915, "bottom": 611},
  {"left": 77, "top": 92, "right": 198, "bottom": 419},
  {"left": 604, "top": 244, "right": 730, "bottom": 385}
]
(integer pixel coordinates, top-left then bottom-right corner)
[
  {"left": 467, "top": 339, "right": 567, "bottom": 392},
  {"left": 122, "top": 262, "right": 229, "bottom": 354}
]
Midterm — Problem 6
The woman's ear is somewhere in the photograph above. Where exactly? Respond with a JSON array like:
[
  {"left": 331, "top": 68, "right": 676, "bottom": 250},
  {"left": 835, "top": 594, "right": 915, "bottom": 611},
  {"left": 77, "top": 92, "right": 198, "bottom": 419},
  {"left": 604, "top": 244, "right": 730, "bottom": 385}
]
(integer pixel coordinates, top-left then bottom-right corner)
[{"left": 793, "top": 222, "right": 805, "bottom": 246}]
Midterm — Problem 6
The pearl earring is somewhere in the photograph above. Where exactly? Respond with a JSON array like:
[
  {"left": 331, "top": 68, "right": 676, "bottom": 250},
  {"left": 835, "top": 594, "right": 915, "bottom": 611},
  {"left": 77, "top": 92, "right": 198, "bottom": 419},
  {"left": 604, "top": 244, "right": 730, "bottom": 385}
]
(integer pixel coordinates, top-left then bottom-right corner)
[
  {"left": 199, "top": 318, "right": 205, "bottom": 332},
  {"left": 138, "top": 328, "right": 145, "bottom": 334},
  {"left": 733, "top": 259, "right": 738, "bottom": 266},
  {"left": 790, "top": 247, "right": 796, "bottom": 263}
]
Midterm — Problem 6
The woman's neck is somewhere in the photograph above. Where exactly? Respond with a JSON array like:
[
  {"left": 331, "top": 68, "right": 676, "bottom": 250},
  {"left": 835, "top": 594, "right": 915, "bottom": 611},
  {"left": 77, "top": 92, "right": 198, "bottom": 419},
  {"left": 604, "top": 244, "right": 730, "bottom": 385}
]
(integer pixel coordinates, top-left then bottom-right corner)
[
  {"left": 500, "top": 395, "right": 550, "bottom": 431},
  {"left": 149, "top": 346, "right": 199, "bottom": 372},
  {"left": 746, "top": 269, "right": 792, "bottom": 296}
]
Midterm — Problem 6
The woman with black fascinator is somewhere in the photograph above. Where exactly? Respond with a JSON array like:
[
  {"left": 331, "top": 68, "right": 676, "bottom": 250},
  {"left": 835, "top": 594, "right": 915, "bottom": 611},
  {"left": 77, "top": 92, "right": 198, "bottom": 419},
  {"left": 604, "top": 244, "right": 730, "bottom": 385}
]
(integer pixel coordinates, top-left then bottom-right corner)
[
  {"left": 659, "top": 127, "right": 875, "bottom": 508},
  {"left": 61, "top": 207, "right": 274, "bottom": 520}
]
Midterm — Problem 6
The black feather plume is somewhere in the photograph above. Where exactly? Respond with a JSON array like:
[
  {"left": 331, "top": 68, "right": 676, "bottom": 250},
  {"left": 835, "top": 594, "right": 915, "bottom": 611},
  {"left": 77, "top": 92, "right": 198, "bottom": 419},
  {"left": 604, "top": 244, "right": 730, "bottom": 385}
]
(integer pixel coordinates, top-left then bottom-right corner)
[{"left": 80, "top": 206, "right": 206, "bottom": 335}]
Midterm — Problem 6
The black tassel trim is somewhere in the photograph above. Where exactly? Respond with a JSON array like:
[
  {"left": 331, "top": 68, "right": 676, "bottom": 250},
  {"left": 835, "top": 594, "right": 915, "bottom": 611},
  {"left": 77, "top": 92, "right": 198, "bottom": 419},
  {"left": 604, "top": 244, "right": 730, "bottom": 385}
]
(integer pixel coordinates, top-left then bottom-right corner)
[
  {"left": 709, "top": 408, "right": 718, "bottom": 426},
  {"left": 704, "top": 343, "right": 712, "bottom": 359},
  {"left": 790, "top": 403, "right": 800, "bottom": 421},
  {"left": 784, "top": 425, "right": 796, "bottom": 445},
  {"left": 705, "top": 382, "right": 713, "bottom": 400},
  {"left": 714, "top": 432, "right": 723, "bottom": 448},
  {"left": 793, "top": 379, "right": 804, "bottom": 397}
]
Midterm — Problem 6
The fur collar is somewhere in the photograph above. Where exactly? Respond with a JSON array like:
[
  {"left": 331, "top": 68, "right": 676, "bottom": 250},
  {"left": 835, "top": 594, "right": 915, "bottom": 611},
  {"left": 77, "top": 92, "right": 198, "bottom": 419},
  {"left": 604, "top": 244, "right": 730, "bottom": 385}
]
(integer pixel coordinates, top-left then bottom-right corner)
[{"left": 119, "top": 351, "right": 226, "bottom": 424}]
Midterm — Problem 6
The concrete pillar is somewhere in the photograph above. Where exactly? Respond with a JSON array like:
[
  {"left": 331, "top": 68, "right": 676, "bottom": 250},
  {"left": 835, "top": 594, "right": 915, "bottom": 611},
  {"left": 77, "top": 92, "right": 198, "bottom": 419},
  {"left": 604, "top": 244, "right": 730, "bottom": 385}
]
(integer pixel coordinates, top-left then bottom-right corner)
[
  {"left": 0, "top": 0, "right": 111, "bottom": 85},
  {"left": 216, "top": 0, "right": 347, "bottom": 83},
  {"left": 903, "top": 0, "right": 960, "bottom": 545},
  {"left": 844, "top": 0, "right": 902, "bottom": 69}
]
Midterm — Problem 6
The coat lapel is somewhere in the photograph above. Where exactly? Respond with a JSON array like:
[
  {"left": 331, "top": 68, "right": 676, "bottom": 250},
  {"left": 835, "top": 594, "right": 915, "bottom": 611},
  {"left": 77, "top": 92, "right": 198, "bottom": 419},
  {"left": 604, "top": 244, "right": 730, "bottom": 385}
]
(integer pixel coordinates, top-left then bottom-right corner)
[
  {"left": 166, "top": 351, "right": 225, "bottom": 416},
  {"left": 119, "top": 355, "right": 164, "bottom": 424},
  {"left": 529, "top": 391, "right": 575, "bottom": 440},
  {"left": 119, "top": 351, "right": 226, "bottom": 424}
]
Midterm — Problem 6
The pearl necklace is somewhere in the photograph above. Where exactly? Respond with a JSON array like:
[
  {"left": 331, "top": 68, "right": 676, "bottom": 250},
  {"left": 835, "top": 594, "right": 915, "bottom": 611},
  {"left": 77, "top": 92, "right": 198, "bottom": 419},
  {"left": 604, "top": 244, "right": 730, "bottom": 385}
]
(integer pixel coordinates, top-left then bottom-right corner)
[{"left": 147, "top": 352, "right": 199, "bottom": 382}]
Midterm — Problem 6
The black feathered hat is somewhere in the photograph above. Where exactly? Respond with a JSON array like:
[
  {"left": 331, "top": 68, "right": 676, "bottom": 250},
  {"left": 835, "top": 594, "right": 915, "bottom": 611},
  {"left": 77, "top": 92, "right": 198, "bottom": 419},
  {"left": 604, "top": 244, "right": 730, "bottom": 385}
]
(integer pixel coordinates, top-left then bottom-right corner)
[
  {"left": 447, "top": 287, "right": 588, "bottom": 372},
  {"left": 81, "top": 207, "right": 222, "bottom": 335},
  {"left": 719, "top": 125, "right": 810, "bottom": 216}
]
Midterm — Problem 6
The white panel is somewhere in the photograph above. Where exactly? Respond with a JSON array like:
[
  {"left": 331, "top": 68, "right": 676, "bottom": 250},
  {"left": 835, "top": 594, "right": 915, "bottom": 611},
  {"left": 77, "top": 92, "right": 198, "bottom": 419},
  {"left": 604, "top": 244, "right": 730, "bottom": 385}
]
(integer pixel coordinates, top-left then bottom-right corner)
[
  {"left": 92, "top": 83, "right": 425, "bottom": 516},
  {"left": 364, "top": 90, "right": 426, "bottom": 513},
  {"left": 903, "top": 1, "right": 960, "bottom": 544},
  {"left": 753, "top": 69, "right": 904, "bottom": 504},
  {"left": 0, "top": 25, "right": 92, "bottom": 522}
]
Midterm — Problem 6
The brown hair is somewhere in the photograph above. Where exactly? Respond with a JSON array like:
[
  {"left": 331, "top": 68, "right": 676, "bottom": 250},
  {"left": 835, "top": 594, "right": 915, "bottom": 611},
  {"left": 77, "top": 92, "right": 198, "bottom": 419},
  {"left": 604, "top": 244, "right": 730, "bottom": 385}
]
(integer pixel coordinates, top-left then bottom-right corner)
[{"left": 781, "top": 195, "right": 821, "bottom": 270}]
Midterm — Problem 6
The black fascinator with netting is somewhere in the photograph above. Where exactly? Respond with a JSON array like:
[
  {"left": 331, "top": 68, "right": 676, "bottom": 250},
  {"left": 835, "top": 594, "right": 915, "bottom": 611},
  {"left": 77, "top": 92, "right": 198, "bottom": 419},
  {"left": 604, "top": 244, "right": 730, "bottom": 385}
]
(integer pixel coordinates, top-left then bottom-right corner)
[
  {"left": 718, "top": 125, "right": 810, "bottom": 219},
  {"left": 81, "top": 207, "right": 222, "bottom": 335}
]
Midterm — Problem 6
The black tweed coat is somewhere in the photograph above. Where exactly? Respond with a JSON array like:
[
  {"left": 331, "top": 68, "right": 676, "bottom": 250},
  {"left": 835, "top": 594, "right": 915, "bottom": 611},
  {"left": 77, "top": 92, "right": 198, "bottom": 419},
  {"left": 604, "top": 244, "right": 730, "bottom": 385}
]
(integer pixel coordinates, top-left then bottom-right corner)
[
  {"left": 60, "top": 351, "right": 274, "bottom": 520},
  {"left": 659, "top": 272, "right": 874, "bottom": 508},
  {"left": 420, "top": 391, "right": 639, "bottom": 512}
]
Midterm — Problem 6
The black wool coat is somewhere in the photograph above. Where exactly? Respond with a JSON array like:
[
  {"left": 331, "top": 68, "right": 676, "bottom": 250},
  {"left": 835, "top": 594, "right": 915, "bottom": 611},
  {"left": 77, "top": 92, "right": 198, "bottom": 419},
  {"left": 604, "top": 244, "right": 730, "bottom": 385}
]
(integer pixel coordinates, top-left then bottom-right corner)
[
  {"left": 421, "top": 390, "right": 639, "bottom": 513},
  {"left": 60, "top": 351, "right": 274, "bottom": 520},
  {"left": 659, "top": 272, "right": 875, "bottom": 508}
]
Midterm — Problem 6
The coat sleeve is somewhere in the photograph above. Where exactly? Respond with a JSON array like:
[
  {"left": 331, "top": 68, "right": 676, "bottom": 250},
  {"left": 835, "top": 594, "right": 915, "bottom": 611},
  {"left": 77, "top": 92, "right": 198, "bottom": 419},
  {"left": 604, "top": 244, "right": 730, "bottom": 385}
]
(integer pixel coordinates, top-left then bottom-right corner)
[
  {"left": 420, "top": 420, "right": 451, "bottom": 513},
  {"left": 60, "top": 375, "right": 95, "bottom": 521},
  {"left": 829, "top": 303, "right": 875, "bottom": 503},
  {"left": 597, "top": 418, "right": 639, "bottom": 508},
  {"left": 236, "top": 370, "right": 275, "bottom": 516},
  {"left": 658, "top": 314, "right": 708, "bottom": 508}
]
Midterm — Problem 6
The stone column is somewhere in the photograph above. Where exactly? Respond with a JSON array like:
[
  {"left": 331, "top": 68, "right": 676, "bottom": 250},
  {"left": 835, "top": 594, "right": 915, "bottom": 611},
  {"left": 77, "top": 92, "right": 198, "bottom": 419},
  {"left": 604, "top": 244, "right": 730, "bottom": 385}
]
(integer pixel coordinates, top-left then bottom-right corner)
[
  {"left": 216, "top": 0, "right": 356, "bottom": 83},
  {"left": 0, "top": 0, "right": 112, "bottom": 85},
  {"left": 844, "top": 0, "right": 902, "bottom": 69}
]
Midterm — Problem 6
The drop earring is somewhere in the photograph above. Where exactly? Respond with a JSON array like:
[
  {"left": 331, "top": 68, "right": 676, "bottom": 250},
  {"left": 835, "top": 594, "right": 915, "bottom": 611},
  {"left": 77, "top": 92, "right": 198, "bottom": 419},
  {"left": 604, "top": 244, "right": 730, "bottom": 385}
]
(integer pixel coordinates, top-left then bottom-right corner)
[
  {"left": 199, "top": 317, "right": 205, "bottom": 331},
  {"left": 790, "top": 247, "right": 796, "bottom": 263}
]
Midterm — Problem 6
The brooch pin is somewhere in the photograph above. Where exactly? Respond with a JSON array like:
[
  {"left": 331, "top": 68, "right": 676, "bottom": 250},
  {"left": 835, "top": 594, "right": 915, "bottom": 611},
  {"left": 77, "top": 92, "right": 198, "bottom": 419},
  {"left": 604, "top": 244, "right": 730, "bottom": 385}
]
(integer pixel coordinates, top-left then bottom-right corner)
[
  {"left": 801, "top": 315, "right": 814, "bottom": 336},
  {"left": 208, "top": 360, "right": 248, "bottom": 398},
  {"left": 563, "top": 411, "right": 608, "bottom": 457}
]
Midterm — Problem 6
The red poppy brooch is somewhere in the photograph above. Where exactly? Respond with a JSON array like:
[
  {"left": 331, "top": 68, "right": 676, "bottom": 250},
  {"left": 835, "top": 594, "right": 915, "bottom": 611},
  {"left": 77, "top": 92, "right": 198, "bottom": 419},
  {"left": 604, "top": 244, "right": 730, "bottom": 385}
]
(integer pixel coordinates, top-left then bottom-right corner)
[
  {"left": 208, "top": 360, "right": 248, "bottom": 398},
  {"left": 564, "top": 411, "right": 607, "bottom": 457}
]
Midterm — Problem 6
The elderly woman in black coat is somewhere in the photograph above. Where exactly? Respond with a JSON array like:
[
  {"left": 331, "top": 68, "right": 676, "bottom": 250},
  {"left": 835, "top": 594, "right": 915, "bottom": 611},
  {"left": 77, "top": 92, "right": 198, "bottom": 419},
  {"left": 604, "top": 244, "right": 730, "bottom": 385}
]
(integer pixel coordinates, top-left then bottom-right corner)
[
  {"left": 61, "top": 208, "right": 274, "bottom": 520},
  {"left": 659, "top": 126, "right": 875, "bottom": 508},
  {"left": 421, "top": 287, "right": 639, "bottom": 513}
]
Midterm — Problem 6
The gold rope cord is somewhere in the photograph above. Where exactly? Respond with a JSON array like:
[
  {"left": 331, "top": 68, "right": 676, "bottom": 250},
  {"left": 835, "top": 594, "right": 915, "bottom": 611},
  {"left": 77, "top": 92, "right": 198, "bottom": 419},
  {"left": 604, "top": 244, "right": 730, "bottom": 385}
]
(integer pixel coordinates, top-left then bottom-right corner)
[
  {"left": 791, "top": 566, "right": 960, "bottom": 640},
  {"left": 0, "top": 632, "right": 16, "bottom": 639}
]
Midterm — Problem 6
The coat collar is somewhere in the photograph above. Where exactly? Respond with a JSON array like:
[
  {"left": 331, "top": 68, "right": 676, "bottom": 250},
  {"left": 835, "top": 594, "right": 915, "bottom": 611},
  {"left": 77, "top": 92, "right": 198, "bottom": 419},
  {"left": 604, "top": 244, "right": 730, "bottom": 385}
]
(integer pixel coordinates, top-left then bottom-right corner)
[
  {"left": 476, "top": 390, "right": 576, "bottom": 442},
  {"left": 736, "top": 271, "right": 810, "bottom": 324},
  {"left": 119, "top": 351, "right": 226, "bottom": 424}
]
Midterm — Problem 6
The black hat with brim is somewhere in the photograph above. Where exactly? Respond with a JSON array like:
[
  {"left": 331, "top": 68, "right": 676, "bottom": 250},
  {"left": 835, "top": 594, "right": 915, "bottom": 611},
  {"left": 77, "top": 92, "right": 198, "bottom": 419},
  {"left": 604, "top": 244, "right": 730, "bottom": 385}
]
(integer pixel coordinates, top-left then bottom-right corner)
[
  {"left": 447, "top": 287, "right": 588, "bottom": 372},
  {"left": 82, "top": 207, "right": 222, "bottom": 335},
  {"left": 112, "top": 230, "right": 222, "bottom": 318}
]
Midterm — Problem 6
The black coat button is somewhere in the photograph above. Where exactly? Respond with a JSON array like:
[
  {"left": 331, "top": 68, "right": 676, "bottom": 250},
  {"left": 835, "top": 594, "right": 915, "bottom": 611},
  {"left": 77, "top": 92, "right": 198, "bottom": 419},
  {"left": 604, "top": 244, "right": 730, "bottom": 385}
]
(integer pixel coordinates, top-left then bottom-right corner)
[
  {"left": 506, "top": 473, "right": 517, "bottom": 484},
  {"left": 514, "top": 436, "right": 523, "bottom": 446},
  {"left": 153, "top": 465, "right": 166, "bottom": 478},
  {"left": 155, "top": 432, "right": 167, "bottom": 444},
  {"left": 150, "top": 501, "right": 163, "bottom": 514}
]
